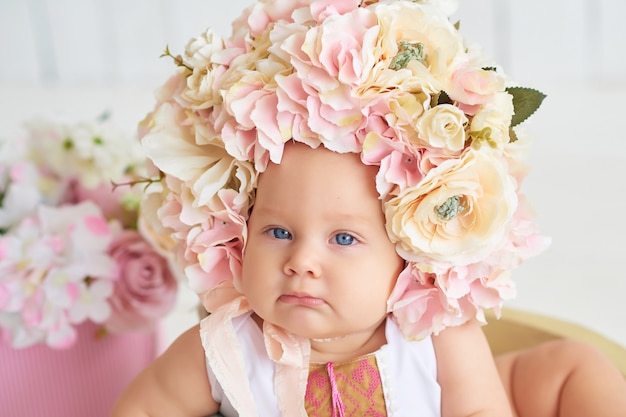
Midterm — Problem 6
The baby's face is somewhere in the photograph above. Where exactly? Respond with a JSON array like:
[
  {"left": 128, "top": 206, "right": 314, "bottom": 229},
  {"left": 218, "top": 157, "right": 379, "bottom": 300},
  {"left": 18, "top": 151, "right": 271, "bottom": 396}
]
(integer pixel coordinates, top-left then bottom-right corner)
[{"left": 241, "top": 142, "right": 404, "bottom": 341}]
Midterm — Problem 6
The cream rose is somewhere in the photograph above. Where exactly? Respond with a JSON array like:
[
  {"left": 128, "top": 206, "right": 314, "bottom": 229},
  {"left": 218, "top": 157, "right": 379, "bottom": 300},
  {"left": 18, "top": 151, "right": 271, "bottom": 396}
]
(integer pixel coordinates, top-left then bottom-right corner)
[
  {"left": 470, "top": 91, "right": 514, "bottom": 148},
  {"left": 416, "top": 103, "right": 468, "bottom": 153},
  {"left": 384, "top": 148, "right": 518, "bottom": 266},
  {"left": 184, "top": 28, "right": 225, "bottom": 68}
]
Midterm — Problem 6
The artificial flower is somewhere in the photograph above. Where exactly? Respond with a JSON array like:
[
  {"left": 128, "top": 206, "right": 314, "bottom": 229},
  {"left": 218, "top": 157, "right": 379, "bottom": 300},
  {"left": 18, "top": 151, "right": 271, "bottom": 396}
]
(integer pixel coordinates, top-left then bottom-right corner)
[
  {"left": 181, "top": 29, "right": 228, "bottom": 109},
  {"left": 415, "top": 103, "right": 468, "bottom": 153},
  {"left": 447, "top": 66, "right": 506, "bottom": 109},
  {"left": 104, "top": 230, "right": 178, "bottom": 333},
  {"left": 385, "top": 148, "right": 518, "bottom": 267},
  {"left": 141, "top": 0, "right": 547, "bottom": 341},
  {"left": 0, "top": 115, "right": 178, "bottom": 349}
]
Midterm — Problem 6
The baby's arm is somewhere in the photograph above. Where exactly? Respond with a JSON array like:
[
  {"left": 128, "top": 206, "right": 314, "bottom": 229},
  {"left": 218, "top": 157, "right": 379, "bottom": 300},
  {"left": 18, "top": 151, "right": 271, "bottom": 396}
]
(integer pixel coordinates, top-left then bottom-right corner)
[
  {"left": 111, "top": 324, "right": 220, "bottom": 417},
  {"left": 432, "top": 320, "right": 512, "bottom": 417}
]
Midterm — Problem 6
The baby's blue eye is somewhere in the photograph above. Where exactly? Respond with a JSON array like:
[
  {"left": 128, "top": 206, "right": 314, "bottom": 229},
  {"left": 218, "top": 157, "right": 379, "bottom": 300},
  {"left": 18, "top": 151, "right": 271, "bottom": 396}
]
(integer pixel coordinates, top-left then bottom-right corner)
[
  {"left": 270, "top": 228, "right": 292, "bottom": 240},
  {"left": 334, "top": 233, "right": 355, "bottom": 246}
]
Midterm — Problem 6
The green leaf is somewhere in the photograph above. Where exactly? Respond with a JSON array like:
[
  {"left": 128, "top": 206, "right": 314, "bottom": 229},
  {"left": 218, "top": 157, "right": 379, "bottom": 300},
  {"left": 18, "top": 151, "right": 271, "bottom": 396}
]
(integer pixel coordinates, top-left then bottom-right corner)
[{"left": 507, "top": 87, "right": 546, "bottom": 127}]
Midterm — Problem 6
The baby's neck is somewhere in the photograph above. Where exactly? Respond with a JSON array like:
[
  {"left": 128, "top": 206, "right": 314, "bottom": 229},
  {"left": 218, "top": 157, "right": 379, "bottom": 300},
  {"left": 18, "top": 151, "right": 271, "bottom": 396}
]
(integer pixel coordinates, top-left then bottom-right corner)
[
  {"left": 309, "top": 320, "right": 388, "bottom": 363},
  {"left": 250, "top": 313, "right": 388, "bottom": 363}
]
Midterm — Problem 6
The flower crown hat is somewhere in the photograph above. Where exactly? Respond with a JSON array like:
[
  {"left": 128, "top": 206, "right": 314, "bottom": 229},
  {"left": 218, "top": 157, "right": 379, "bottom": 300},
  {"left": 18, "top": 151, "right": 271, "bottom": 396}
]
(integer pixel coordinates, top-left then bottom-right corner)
[{"left": 139, "top": 0, "right": 549, "bottom": 414}]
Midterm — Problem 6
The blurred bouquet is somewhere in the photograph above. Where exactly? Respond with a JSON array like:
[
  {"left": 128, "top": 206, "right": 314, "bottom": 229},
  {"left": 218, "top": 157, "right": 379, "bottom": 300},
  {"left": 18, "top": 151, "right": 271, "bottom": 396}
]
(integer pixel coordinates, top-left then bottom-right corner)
[{"left": 0, "top": 114, "right": 178, "bottom": 349}]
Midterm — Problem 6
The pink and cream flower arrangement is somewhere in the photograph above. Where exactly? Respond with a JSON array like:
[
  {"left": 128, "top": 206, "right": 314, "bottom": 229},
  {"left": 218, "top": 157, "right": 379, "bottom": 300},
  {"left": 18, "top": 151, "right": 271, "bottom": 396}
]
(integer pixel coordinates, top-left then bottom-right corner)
[
  {"left": 140, "top": 0, "right": 550, "bottom": 340},
  {"left": 0, "top": 114, "right": 178, "bottom": 349}
]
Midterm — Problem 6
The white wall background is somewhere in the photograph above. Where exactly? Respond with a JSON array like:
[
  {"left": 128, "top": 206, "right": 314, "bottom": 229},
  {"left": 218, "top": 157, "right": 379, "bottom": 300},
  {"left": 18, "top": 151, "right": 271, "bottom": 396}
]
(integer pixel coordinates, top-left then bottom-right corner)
[{"left": 1, "top": 0, "right": 625, "bottom": 348}]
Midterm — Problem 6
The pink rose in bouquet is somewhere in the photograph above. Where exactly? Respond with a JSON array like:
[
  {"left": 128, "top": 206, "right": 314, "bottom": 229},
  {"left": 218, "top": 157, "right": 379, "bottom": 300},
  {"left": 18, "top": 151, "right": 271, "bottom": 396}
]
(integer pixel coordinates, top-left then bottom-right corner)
[{"left": 105, "top": 230, "right": 177, "bottom": 333}]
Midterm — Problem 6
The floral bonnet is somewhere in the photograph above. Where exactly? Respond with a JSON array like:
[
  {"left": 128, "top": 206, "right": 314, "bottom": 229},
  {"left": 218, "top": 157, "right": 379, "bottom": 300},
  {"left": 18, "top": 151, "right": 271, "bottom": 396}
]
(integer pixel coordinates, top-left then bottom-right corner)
[{"left": 139, "top": 0, "right": 548, "bottom": 412}]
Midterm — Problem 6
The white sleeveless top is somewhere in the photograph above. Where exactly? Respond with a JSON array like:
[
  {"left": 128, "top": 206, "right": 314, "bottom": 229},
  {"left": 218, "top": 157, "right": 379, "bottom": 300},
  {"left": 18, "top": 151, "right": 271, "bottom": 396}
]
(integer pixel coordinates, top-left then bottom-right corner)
[{"left": 203, "top": 314, "right": 441, "bottom": 417}]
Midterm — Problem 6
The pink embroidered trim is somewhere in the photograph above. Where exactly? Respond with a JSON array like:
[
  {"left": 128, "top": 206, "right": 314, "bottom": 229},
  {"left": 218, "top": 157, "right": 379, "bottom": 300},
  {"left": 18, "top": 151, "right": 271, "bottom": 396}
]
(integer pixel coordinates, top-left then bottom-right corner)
[{"left": 326, "top": 362, "right": 346, "bottom": 417}]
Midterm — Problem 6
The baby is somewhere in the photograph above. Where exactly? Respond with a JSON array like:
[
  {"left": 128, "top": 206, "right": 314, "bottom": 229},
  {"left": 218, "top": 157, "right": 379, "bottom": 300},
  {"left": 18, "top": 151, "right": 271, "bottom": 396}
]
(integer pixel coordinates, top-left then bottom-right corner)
[
  {"left": 114, "top": 142, "right": 626, "bottom": 417},
  {"left": 117, "top": 141, "right": 513, "bottom": 415},
  {"left": 113, "top": 0, "right": 626, "bottom": 415}
]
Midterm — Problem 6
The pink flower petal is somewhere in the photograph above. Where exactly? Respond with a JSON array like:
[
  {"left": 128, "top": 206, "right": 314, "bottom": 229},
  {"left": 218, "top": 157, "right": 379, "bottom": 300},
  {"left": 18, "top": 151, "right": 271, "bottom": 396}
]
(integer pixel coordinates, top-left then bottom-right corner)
[{"left": 83, "top": 215, "right": 110, "bottom": 237}]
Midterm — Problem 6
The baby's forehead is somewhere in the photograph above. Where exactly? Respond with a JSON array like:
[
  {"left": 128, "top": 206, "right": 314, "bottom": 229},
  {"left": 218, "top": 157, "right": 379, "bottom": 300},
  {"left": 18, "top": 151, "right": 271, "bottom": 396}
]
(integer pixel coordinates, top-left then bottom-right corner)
[
  {"left": 254, "top": 142, "right": 382, "bottom": 206},
  {"left": 258, "top": 142, "right": 377, "bottom": 187}
]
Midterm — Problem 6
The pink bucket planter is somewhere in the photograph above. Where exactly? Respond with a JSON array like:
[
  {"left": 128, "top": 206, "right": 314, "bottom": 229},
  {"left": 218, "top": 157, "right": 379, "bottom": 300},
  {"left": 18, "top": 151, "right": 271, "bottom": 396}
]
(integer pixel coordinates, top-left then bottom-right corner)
[{"left": 0, "top": 321, "right": 158, "bottom": 417}]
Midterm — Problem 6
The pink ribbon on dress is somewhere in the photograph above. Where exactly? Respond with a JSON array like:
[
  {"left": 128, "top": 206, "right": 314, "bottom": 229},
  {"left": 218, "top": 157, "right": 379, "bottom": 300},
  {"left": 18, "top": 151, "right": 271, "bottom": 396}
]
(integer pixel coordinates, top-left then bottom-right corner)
[
  {"left": 201, "top": 296, "right": 258, "bottom": 416},
  {"left": 201, "top": 296, "right": 311, "bottom": 417},
  {"left": 264, "top": 321, "right": 311, "bottom": 417}
]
